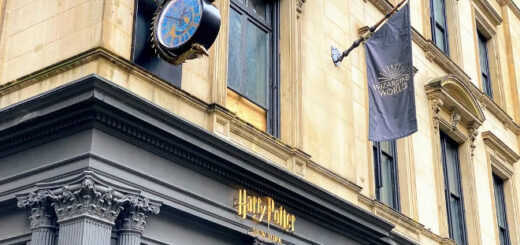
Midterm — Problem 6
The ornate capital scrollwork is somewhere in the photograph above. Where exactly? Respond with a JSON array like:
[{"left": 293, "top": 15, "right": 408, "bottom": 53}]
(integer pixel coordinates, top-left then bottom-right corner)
[
  {"left": 17, "top": 174, "right": 162, "bottom": 226},
  {"left": 17, "top": 191, "right": 57, "bottom": 230},
  {"left": 431, "top": 97, "right": 444, "bottom": 131},
  {"left": 28, "top": 207, "right": 56, "bottom": 230},
  {"left": 50, "top": 178, "right": 128, "bottom": 224},
  {"left": 118, "top": 197, "right": 161, "bottom": 234}
]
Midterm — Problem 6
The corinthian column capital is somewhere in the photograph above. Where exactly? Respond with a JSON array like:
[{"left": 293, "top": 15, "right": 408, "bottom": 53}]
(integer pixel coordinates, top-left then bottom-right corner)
[
  {"left": 17, "top": 193, "right": 57, "bottom": 245},
  {"left": 119, "top": 197, "right": 161, "bottom": 233}
]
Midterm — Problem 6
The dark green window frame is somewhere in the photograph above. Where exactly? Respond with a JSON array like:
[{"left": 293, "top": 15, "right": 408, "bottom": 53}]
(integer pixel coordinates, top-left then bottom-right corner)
[
  {"left": 440, "top": 133, "right": 467, "bottom": 245},
  {"left": 430, "top": 0, "right": 450, "bottom": 54},
  {"left": 227, "top": 0, "right": 280, "bottom": 137},
  {"left": 493, "top": 174, "right": 511, "bottom": 245},
  {"left": 477, "top": 31, "right": 493, "bottom": 98},
  {"left": 373, "top": 141, "right": 400, "bottom": 211}
]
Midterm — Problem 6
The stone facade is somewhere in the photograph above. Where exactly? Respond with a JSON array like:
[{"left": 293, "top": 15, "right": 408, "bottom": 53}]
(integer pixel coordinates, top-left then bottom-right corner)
[{"left": 0, "top": 0, "right": 519, "bottom": 244}]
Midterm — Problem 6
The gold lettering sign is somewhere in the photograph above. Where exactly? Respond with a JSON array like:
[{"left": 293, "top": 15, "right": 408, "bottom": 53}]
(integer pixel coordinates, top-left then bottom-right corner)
[
  {"left": 251, "top": 228, "right": 282, "bottom": 244},
  {"left": 234, "top": 189, "right": 296, "bottom": 232}
]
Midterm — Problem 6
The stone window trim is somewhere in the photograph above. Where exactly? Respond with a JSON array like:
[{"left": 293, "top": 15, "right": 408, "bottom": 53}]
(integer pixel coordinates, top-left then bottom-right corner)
[
  {"left": 372, "top": 141, "right": 401, "bottom": 211},
  {"left": 482, "top": 131, "right": 519, "bottom": 177},
  {"left": 368, "top": 137, "right": 419, "bottom": 219},
  {"left": 426, "top": 75, "right": 485, "bottom": 142},
  {"left": 16, "top": 171, "right": 162, "bottom": 245},
  {"left": 209, "top": 0, "right": 306, "bottom": 147},
  {"left": 473, "top": 0, "right": 503, "bottom": 26},
  {"left": 426, "top": 75, "right": 485, "bottom": 243},
  {"left": 482, "top": 131, "right": 520, "bottom": 245},
  {"left": 473, "top": 3, "right": 506, "bottom": 110},
  {"left": 422, "top": 0, "right": 464, "bottom": 66}
]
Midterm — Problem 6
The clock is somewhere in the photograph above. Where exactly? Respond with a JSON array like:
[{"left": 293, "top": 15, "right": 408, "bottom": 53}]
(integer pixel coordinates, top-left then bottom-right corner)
[{"left": 152, "top": 0, "right": 221, "bottom": 64}]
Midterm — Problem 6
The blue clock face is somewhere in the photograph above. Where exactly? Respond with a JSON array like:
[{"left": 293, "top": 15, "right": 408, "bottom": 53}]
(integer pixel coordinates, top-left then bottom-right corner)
[{"left": 157, "top": 0, "right": 202, "bottom": 49}]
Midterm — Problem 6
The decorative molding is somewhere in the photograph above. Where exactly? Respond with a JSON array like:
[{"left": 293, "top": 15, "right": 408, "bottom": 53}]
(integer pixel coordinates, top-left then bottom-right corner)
[
  {"left": 490, "top": 153, "right": 514, "bottom": 179},
  {"left": 482, "top": 131, "right": 520, "bottom": 165},
  {"left": 1, "top": 75, "right": 397, "bottom": 244},
  {"left": 432, "top": 97, "right": 444, "bottom": 131},
  {"left": 367, "top": 0, "right": 393, "bottom": 13},
  {"left": 497, "top": 0, "right": 520, "bottom": 20},
  {"left": 450, "top": 112, "right": 461, "bottom": 132},
  {"left": 475, "top": 9, "right": 497, "bottom": 37},
  {"left": 296, "top": 0, "right": 306, "bottom": 18},
  {"left": 0, "top": 233, "right": 32, "bottom": 245},
  {"left": 469, "top": 126, "right": 479, "bottom": 157},
  {"left": 471, "top": 85, "right": 520, "bottom": 134},
  {"left": 208, "top": 104, "right": 361, "bottom": 192},
  {"left": 307, "top": 161, "right": 363, "bottom": 193},
  {"left": 16, "top": 172, "right": 161, "bottom": 225},
  {"left": 473, "top": 0, "right": 503, "bottom": 26},
  {"left": 358, "top": 194, "right": 456, "bottom": 245},
  {"left": 27, "top": 206, "right": 56, "bottom": 230},
  {"left": 118, "top": 196, "right": 161, "bottom": 234},
  {"left": 425, "top": 75, "right": 485, "bottom": 129},
  {"left": 0, "top": 47, "right": 209, "bottom": 112},
  {"left": 0, "top": 47, "right": 359, "bottom": 199},
  {"left": 439, "top": 116, "right": 470, "bottom": 143},
  {"left": 416, "top": 38, "right": 472, "bottom": 84},
  {"left": 119, "top": 211, "right": 148, "bottom": 233}
]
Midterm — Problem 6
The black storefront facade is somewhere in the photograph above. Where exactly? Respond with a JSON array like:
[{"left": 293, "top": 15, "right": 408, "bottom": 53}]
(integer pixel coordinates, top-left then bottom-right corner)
[{"left": 0, "top": 75, "right": 416, "bottom": 245}]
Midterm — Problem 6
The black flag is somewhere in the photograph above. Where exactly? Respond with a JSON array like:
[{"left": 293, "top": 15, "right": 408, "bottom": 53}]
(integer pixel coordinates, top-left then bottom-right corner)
[{"left": 365, "top": 3, "right": 417, "bottom": 141}]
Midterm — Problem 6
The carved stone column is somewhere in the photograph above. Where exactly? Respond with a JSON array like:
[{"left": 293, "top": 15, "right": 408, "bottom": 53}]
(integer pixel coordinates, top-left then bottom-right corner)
[
  {"left": 16, "top": 174, "right": 162, "bottom": 245},
  {"left": 17, "top": 196, "right": 57, "bottom": 245},
  {"left": 117, "top": 198, "right": 161, "bottom": 245}
]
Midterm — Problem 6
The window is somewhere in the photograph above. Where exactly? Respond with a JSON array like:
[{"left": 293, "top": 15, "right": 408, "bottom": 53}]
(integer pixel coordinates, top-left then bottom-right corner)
[
  {"left": 493, "top": 174, "right": 511, "bottom": 245},
  {"left": 430, "top": 0, "right": 449, "bottom": 54},
  {"left": 440, "top": 133, "right": 467, "bottom": 245},
  {"left": 477, "top": 31, "right": 493, "bottom": 98},
  {"left": 373, "top": 141, "right": 400, "bottom": 210},
  {"left": 227, "top": 0, "right": 280, "bottom": 136},
  {"left": 132, "top": 0, "right": 182, "bottom": 87}
]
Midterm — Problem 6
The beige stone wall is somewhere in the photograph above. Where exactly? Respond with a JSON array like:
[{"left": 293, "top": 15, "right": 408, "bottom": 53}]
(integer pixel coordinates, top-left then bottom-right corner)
[{"left": 2, "top": 0, "right": 520, "bottom": 244}]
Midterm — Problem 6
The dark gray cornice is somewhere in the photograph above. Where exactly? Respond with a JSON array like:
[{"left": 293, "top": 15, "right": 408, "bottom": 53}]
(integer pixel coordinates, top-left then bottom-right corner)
[{"left": 0, "top": 75, "right": 416, "bottom": 245}]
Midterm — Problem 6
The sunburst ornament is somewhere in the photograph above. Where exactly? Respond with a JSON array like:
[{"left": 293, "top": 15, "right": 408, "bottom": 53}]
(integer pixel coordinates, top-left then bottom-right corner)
[{"left": 378, "top": 63, "right": 407, "bottom": 83}]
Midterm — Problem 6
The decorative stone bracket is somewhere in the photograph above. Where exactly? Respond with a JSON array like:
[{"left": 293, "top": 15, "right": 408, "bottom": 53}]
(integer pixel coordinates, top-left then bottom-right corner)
[
  {"left": 426, "top": 75, "right": 485, "bottom": 157},
  {"left": 296, "top": 0, "right": 306, "bottom": 18}
]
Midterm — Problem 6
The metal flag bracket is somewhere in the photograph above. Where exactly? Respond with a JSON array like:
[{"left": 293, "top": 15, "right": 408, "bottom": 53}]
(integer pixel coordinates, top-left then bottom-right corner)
[{"left": 331, "top": 0, "right": 408, "bottom": 66}]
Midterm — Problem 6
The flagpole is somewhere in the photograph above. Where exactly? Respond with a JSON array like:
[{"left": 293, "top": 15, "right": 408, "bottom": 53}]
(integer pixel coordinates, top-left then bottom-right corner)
[{"left": 331, "top": 0, "right": 408, "bottom": 66}]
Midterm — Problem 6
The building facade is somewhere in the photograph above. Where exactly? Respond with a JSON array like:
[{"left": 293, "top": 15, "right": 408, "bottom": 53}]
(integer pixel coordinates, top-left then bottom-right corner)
[{"left": 0, "top": 0, "right": 520, "bottom": 244}]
